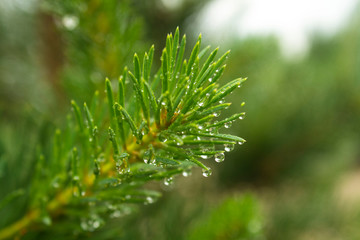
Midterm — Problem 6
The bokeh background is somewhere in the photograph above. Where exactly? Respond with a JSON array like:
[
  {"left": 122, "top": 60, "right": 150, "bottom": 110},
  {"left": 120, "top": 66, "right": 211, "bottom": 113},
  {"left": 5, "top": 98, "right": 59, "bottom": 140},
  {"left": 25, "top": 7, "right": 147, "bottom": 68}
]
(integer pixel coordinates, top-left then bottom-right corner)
[{"left": 1, "top": 0, "right": 360, "bottom": 239}]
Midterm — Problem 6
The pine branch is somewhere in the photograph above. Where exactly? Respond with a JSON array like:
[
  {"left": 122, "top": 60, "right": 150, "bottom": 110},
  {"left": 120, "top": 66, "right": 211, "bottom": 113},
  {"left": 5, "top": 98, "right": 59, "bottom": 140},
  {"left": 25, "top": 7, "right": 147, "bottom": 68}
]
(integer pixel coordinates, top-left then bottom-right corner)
[{"left": 0, "top": 28, "right": 246, "bottom": 239}]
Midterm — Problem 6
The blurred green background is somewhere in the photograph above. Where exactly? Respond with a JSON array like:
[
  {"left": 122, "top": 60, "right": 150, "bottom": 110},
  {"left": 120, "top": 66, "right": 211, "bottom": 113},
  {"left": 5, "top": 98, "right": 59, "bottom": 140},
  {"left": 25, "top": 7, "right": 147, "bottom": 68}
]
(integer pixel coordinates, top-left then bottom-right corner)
[{"left": 1, "top": 0, "right": 360, "bottom": 239}]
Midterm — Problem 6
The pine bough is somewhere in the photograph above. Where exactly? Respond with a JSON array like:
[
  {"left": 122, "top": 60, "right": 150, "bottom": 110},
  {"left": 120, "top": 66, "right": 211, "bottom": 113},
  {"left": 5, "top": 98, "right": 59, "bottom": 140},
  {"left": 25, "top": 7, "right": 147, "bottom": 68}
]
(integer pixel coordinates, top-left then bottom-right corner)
[{"left": 0, "top": 28, "right": 246, "bottom": 239}]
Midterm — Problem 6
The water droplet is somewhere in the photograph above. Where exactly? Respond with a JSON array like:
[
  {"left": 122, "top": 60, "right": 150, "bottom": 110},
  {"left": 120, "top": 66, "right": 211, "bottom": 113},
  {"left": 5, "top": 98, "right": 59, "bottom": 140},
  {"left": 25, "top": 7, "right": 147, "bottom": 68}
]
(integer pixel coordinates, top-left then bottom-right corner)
[
  {"left": 120, "top": 167, "right": 130, "bottom": 174},
  {"left": 110, "top": 210, "right": 122, "bottom": 218},
  {"left": 161, "top": 101, "right": 166, "bottom": 106},
  {"left": 62, "top": 15, "right": 79, "bottom": 30},
  {"left": 202, "top": 168, "right": 212, "bottom": 177},
  {"left": 80, "top": 215, "right": 102, "bottom": 232},
  {"left": 182, "top": 169, "right": 191, "bottom": 177},
  {"left": 238, "top": 140, "right": 246, "bottom": 145},
  {"left": 164, "top": 177, "right": 174, "bottom": 186},
  {"left": 200, "top": 155, "right": 209, "bottom": 159},
  {"left": 214, "top": 152, "right": 225, "bottom": 163},
  {"left": 208, "top": 78, "right": 213, "bottom": 82},
  {"left": 198, "top": 102, "right": 204, "bottom": 107},
  {"left": 219, "top": 99, "right": 225, "bottom": 104},
  {"left": 224, "top": 144, "right": 234, "bottom": 152},
  {"left": 143, "top": 150, "right": 151, "bottom": 164},
  {"left": 146, "top": 196, "right": 155, "bottom": 204},
  {"left": 51, "top": 178, "right": 60, "bottom": 189},
  {"left": 206, "top": 93, "right": 210, "bottom": 97},
  {"left": 213, "top": 112, "right": 220, "bottom": 117},
  {"left": 198, "top": 125, "right": 204, "bottom": 130},
  {"left": 92, "top": 220, "right": 100, "bottom": 229},
  {"left": 196, "top": 136, "right": 201, "bottom": 141},
  {"left": 224, "top": 122, "right": 232, "bottom": 128},
  {"left": 41, "top": 215, "right": 52, "bottom": 226},
  {"left": 238, "top": 84, "right": 242, "bottom": 88}
]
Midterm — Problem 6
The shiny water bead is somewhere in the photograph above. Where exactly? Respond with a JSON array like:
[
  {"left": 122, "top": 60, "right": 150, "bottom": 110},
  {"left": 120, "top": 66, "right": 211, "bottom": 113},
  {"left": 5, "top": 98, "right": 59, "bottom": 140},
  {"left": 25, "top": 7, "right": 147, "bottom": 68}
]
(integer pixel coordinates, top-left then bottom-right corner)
[
  {"left": 146, "top": 196, "right": 155, "bottom": 204},
  {"left": 182, "top": 169, "right": 192, "bottom": 177},
  {"left": 164, "top": 177, "right": 174, "bottom": 186},
  {"left": 41, "top": 215, "right": 52, "bottom": 226},
  {"left": 72, "top": 175, "right": 80, "bottom": 182},
  {"left": 202, "top": 168, "right": 212, "bottom": 177},
  {"left": 224, "top": 143, "right": 234, "bottom": 152},
  {"left": 119, "top": 167, "right": 130, "bottom": 174},
  {"left": 214, "top": 152, "right": 225, "bottom": 163},
  {"left": 143, "top": 150, "right": 151, "bottom": 164},
  {"left": 224, "top": 121, "right": 232, "bottom": 128},
  {"left": 239, "top": 112, "right": 246, "bottom": 120},
  {"left": 150, "top": 158, "right": 156, "bottom": 165},
  {"left": 80, "top": 215, "right": 102, "bottom": 232},
  {"left": 62, "top": 15, "right": 79, "bottom": 30}
]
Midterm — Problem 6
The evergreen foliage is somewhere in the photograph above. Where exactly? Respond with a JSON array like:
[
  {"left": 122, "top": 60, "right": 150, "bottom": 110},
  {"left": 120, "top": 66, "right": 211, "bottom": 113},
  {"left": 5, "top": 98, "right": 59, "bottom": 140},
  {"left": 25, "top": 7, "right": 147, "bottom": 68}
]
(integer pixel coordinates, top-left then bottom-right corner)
[{"left": 0, "top": 28, "right": 246, "bottom": 239}]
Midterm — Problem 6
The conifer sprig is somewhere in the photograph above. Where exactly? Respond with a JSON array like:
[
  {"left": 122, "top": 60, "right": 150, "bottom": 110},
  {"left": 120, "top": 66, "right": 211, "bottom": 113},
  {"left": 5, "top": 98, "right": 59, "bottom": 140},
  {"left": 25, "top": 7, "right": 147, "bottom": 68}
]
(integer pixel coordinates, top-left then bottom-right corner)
[{"left": 0, "top": 28, "right": 246, "bottom": 239}]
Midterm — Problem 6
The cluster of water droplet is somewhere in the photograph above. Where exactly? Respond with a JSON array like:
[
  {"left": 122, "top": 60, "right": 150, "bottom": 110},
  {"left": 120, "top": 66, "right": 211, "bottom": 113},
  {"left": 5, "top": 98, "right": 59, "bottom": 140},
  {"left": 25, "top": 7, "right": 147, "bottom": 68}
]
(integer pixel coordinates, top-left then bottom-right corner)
[
  {"left": 115, "top": 153, "right": 130, "bottom": 174},
  {"left": 144, "top": 196, "right": 155, "bottom": 205},
  {"left": 80, "top": 214, "right": 103, "bottom": 232},
  {"left": 163, "top": 177, "right": 174, "bottom": 186},
  {"left": 107, "top": 204, "right": 132, "bottom": 219}
]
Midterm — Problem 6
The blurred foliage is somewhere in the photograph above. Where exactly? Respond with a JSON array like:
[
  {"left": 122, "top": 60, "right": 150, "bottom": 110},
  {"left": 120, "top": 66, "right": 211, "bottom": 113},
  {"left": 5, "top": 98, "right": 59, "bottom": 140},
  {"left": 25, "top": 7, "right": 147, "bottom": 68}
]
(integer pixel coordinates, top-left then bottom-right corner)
[
  {"left": 187, "top": 194, "right": 264, "bottom": 240},
  {"left": 0, "top": 0, "right": 54, "bottom": 118},
  {"left": 132, "top": 0, "right": 209, "bottom": 46},
  {"left": 41, "top": 0, "right": 145, "bottom": 104},
  {"left": 219, "top": 13, "right": 360, "bottom": 184}
]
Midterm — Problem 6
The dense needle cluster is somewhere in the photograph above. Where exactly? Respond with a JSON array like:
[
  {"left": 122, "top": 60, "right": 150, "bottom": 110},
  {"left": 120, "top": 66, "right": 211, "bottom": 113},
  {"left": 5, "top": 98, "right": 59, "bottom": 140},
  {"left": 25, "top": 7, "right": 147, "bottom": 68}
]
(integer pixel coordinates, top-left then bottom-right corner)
[{"left": 0, "top": 28, "right": 246, "bottom": 239}]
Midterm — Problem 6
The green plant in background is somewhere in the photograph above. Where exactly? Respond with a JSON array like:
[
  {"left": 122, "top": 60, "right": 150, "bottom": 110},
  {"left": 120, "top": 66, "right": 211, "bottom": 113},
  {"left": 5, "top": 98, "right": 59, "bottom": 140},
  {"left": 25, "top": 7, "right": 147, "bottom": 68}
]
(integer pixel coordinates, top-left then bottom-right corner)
[
  {"left": 188, "top": 194, "right": 263, "bottom": 240},
  {"left": 0, "top": 28, "right": 246, "bottom": 239},
  {"left": 41, "top": 0, "right": 145, "bottom": 103}
]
